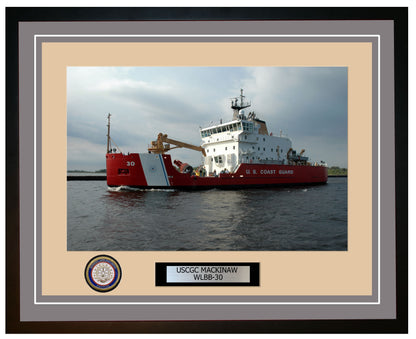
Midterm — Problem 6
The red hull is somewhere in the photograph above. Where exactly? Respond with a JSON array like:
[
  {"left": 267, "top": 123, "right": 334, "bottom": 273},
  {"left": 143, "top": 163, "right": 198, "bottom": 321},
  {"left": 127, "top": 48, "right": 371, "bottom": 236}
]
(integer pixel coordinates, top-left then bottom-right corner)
[{"left": 106, "top": 153, "right": 327, "bottom": 189}]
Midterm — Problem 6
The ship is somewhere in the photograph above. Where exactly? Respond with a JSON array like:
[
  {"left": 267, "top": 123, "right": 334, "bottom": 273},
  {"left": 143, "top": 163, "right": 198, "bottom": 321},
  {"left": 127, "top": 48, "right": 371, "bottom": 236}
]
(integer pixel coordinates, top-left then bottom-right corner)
[{"left": 106, "top": 90, "right": 328, "bottom": 189}]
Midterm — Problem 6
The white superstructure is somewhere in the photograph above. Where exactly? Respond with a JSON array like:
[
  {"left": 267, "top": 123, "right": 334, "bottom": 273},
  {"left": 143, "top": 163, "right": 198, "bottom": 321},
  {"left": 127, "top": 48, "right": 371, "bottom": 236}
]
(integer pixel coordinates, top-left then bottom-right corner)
[{"left": 200, "top": 90, "right": 304, "bottom": 175}]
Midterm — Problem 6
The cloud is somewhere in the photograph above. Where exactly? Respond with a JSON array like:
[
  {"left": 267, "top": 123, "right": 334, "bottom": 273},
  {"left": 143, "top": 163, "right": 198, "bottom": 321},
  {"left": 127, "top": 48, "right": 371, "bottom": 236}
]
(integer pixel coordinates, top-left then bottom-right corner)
[
  {"left": 67, "top": 67, "right": 348, "bottom": 170},
  {"left": 67, "top": 136, "right": 106, "bottom": 171},
  {"left": 238, "top": 67, "right": 348, "bottom": 166}
]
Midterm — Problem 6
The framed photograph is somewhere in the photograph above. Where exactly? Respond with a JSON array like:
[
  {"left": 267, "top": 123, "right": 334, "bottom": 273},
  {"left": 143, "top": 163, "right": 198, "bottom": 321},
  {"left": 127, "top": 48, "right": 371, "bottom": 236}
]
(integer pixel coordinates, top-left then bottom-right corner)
[{"left": 6, "top": 7, "right": 408, "bottom": 333}]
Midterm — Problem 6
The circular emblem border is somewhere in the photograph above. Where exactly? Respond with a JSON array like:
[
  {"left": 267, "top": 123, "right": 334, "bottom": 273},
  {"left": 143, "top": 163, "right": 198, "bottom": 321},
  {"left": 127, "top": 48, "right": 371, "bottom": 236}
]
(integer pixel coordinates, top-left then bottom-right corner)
[{"left": 84, "top": 255, "right": 122, "bottom": 293}]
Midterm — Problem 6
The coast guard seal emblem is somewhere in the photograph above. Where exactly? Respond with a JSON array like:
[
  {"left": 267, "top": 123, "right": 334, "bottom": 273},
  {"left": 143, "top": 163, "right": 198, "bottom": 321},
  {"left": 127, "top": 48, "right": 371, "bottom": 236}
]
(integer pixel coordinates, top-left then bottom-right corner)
[{"left": 85, "top": 255, "right": 122, "bottom": 292}]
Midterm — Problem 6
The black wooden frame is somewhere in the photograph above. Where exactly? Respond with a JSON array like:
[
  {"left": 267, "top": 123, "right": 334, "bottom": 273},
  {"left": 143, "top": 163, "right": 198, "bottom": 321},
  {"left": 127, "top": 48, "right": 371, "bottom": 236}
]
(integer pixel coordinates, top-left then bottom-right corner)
[{"left": 5, "top": 7, "right": 408, "bottom": 333}]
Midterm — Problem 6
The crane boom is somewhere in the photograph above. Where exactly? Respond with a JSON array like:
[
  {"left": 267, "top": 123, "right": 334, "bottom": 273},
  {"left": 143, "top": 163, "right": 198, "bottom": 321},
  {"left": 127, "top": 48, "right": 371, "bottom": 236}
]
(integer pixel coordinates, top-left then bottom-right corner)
[{"left": 148, "top": 133, "right": 206, "bottom": 157}]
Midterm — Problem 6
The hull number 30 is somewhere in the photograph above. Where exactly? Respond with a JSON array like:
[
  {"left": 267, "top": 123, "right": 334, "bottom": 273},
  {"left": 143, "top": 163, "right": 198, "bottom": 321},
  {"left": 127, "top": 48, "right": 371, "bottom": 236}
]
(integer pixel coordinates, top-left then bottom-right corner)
[{"left": 127, "top": 161, "right": 135, "bottom": 166}]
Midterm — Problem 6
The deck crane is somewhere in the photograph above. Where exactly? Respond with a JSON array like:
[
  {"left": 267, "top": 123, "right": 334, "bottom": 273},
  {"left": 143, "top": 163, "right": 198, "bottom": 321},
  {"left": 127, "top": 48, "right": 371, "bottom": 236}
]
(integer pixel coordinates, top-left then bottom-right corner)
[{"left": 148, "top": 133, "right": 206, "bottom": 157}]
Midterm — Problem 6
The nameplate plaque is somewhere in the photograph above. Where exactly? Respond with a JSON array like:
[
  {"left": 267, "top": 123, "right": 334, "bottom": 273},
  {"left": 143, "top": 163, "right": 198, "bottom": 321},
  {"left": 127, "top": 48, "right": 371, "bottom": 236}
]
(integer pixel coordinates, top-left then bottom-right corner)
[{"left": 155, "top": 263, "right": 259, "bottom": 286}]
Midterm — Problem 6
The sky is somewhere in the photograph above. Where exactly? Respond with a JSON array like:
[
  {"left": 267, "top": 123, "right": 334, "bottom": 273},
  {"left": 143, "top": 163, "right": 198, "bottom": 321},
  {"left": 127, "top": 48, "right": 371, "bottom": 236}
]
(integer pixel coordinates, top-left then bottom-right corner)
[{"left": 67, "top": 67, "right": 348, "bottom": 171}]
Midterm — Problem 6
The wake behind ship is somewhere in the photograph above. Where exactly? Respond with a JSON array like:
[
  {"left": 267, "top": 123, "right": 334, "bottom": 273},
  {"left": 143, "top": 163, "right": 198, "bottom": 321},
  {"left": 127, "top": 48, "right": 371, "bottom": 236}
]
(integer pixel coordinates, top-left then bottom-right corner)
[{"left": 106, "top": 90, "right": 328, "bottom": 189}]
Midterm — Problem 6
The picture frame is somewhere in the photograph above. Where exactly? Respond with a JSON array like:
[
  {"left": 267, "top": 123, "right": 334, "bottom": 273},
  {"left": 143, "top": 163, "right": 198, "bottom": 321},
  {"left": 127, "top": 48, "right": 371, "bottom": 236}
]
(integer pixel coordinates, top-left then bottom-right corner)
[{"left": 6, "top": 7, "right": 408, "bottom": 333}]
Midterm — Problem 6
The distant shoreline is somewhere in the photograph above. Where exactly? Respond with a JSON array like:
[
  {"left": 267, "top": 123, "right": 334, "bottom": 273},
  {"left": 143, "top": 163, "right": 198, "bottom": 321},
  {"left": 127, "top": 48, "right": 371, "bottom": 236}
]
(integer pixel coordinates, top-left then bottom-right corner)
[
  {"left": 67, "top": 170, "right": 106, "bottom": 174},
  {"left": 67, "top": 175, "right": 106, "bottom": 181}
]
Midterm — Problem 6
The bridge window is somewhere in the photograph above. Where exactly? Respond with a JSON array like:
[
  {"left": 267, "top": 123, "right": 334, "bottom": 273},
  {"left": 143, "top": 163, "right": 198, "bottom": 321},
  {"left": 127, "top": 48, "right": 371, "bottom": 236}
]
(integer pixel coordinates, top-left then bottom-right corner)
[
  {"left": 214, "top": 156, "right": 223, "bottom": 164},
  {"left": 242, "top": 122, "right": 253, "bottom": 132},
  {"left": 248, "top": 122, "right": 253, "bottom": 133}
]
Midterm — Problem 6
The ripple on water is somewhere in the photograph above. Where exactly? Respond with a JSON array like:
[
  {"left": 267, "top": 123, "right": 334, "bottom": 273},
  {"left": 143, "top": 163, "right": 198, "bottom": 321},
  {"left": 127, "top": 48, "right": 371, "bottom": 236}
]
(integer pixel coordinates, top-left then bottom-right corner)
[{"left": 67, "top": 178, "right": 348, "bottom": 251}]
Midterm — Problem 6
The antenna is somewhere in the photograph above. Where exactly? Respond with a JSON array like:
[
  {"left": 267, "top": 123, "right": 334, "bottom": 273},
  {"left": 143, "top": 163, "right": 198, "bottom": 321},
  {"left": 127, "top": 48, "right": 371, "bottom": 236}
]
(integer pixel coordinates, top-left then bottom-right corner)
[
  {"left": 231, "top": 89, "right": 251, "bottom": 119},
  {"left": 106, "top": 114, "right": 122, "bottom": 154},
  {"left": 231, "top": 89, "right": 251, "bottom": 110}
]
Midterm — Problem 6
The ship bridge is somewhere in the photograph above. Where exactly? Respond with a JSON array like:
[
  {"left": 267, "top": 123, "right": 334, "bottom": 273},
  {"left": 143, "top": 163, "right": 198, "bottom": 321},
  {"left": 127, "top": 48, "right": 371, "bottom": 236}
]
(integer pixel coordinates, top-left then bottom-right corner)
[
  {"left": 200, "top": 120, "right": 253, "bottom": 138},
  {"left": 200, "top": 90, "right": 294, "bottom": 175}
]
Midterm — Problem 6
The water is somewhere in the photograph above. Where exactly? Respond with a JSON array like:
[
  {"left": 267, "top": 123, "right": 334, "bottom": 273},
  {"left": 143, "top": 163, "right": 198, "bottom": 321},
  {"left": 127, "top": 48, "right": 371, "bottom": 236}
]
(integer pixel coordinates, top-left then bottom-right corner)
[{"left": 67, "top": 177, "right": 347, "bottom": 251}]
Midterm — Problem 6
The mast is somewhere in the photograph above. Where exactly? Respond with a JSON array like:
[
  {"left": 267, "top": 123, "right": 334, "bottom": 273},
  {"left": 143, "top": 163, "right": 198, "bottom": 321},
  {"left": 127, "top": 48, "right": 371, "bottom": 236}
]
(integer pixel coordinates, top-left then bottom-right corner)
[
  {"left": 231, "top": 89, "right": 251, "bottom": 119},
  {"left": 106, "top": 113, "right": 111, "bottom": 153}
]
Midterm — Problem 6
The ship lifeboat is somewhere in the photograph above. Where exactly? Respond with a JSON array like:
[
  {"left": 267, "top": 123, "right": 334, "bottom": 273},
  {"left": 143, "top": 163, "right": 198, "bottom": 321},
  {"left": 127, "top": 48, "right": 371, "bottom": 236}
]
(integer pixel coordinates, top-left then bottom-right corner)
[{"left": 173, "top": 159, "right": 193, "bottom": 174}]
